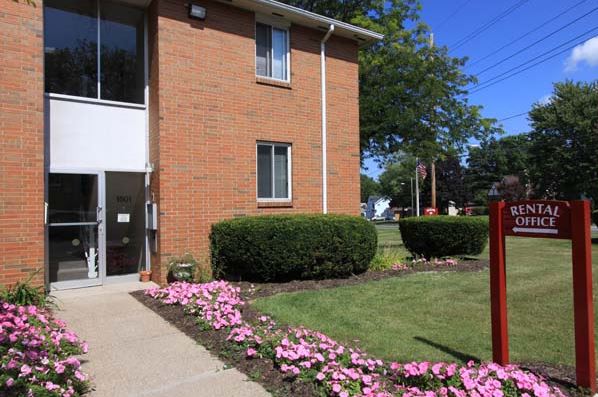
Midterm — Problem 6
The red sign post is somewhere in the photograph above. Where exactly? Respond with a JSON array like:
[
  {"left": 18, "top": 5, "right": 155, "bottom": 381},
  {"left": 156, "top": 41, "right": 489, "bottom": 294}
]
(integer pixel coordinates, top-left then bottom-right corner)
[{"left": 489, "top": 200, "right": 595, "bottom": 392}]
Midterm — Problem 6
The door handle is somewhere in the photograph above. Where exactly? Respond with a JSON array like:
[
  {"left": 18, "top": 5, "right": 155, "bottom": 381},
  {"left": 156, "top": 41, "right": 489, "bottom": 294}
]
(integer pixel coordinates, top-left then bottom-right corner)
[{"left": 97, "top": 206, "right": 103, "bottom": 224}]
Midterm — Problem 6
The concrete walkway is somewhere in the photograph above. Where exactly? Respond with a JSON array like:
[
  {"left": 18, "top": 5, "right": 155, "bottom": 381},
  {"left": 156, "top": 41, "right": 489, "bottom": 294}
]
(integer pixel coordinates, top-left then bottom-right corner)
[{"left": 53, "top": 282, "right": 270, "bottom": 397}]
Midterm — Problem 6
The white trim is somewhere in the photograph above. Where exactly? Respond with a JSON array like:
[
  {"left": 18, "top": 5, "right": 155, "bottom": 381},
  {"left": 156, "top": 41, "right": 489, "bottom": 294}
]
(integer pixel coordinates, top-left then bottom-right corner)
[
  {"left": 49, "top": 166, "right": 147, "bottom": 173},
  {"left": 216, "top": 0, "right": 383, "bottom": 45},
  {"left": 256, "top": 142, "right": 292, "bottom": 201},
  {"left": 256, "top": 13, "right": 290, "bottom": 28},
  {"left": 143, "top": 10, "right": 151, "bottom": 273},
  {"left": 45, "top": 93, "right": 147, "bottom": 109}
]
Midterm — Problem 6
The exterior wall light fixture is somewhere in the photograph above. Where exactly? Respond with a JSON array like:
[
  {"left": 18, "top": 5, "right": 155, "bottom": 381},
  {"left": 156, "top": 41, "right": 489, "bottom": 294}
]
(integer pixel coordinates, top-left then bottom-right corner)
[{"left": 189, "top": 4, "right": 206, "bottom": 20}]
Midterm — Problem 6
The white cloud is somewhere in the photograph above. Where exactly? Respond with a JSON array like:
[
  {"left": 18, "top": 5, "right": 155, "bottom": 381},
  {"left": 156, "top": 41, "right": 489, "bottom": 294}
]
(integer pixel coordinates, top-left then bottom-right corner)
[{"left": 565, "top": 36, "right": 598, "bottom": 72}]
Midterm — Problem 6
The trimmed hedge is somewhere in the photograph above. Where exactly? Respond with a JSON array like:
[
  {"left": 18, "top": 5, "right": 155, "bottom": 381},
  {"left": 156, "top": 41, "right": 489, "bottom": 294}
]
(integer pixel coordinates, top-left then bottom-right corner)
[
  {"left": 211, "top": 214, "right": 377, "bottom": 282},
  {"left": 399, "top": 216, "right": 489, "bottom": 259}
]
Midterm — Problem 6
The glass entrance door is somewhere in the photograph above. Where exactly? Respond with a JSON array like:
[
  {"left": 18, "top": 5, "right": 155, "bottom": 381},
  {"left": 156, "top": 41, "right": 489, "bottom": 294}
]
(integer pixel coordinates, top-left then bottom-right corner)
[
  {"left": 48, "top": 171, "right": 147, "bottom": 288},
  {"left": 105, "top": 172, "right": 146, "bottom": 277},
  {"left": 48, "top": 173, "right": 102, "bottom": 287}
]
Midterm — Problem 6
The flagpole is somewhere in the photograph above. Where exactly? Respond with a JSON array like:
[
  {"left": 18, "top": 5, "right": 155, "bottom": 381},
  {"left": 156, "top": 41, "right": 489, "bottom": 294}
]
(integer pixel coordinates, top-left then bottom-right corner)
[
  {"left": 415, "top": 158, "right": 420, "bottom": 217},
  {"left": 410, "top": 177, "right": 414, "bottom": 217}
]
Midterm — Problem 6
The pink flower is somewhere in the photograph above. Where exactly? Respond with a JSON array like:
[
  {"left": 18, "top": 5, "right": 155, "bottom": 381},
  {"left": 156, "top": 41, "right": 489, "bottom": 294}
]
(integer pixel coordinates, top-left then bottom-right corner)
[
  {"left": 246, "top": 348, "right": 257, "bottom": 357},
  {"left": 20, "top": 364, "right": 32, "bottom": 376},
  {"left": 54, "top": 362, "right": 65, "bottom": 374}
]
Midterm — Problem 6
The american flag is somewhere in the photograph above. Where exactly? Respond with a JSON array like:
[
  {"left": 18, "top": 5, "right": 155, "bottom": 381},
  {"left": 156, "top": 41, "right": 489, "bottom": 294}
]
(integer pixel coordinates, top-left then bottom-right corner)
[{"left": 416, "top": 160, "right": 427, "bottom": 179}]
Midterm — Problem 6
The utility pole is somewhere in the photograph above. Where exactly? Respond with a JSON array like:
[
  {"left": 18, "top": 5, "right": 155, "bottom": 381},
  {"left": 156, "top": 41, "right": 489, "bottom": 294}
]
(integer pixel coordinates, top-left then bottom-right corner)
[{"left": 429, "top": 32, "right": 437, "bottom": 210}]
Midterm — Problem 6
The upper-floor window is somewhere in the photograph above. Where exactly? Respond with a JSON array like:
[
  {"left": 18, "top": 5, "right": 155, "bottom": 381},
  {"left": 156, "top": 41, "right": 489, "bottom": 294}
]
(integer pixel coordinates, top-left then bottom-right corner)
[
  {"left": 44, "top": 0, "right": 145, "bottom": 104},
  {"left": 256, "top": 22, "right": 289, "bottom": 81},
  {"left": 257, "top": 142, "right": 291, "bottom": 200}
]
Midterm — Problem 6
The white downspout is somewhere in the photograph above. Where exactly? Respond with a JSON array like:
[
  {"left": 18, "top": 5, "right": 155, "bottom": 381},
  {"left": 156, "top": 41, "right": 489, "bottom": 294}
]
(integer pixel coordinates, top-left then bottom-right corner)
[{"left": 321, "top": 24, "right": 334, "bottom": 214}]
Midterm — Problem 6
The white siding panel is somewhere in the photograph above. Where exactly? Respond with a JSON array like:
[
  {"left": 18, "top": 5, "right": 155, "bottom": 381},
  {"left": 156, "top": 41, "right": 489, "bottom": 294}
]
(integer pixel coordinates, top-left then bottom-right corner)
[{"left": 46, "top": 97, "right": 146, "bottom": 171}]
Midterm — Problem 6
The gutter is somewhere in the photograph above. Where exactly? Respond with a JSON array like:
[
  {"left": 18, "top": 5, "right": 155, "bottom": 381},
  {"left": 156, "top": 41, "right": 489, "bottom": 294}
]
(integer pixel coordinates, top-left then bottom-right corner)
[
  {"left": 321, "top": 24, "right": 334, "bottom": 214},
  {"left": 244, "top": 0, "right": 383, "bottom": 45}
]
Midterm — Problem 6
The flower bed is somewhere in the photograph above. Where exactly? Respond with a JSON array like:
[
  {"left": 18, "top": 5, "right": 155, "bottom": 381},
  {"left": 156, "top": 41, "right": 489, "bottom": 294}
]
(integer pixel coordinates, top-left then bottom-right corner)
[
  {"left": 0, "top": 301, "right": 90, "bottom": 396},
  {"left": 391, "top": 258, "right": 459, "bottom": 271},
  {"left": 145, "top": 281, "right": 565, "bottom": 397}
]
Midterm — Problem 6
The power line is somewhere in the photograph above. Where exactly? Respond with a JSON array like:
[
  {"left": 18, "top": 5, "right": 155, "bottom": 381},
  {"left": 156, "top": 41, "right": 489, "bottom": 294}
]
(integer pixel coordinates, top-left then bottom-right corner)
[
  {"left": 470, "top": 25, "right": 598, "bottom": 92},
  {"left": 471, "top": 41, "right": 590, "bottom": 94},
  {"left": 435, "top": 0, "right": 473, "bottom": 31},
  {"left": 469, "top": 34, "right": 595, "bottom": 94},
  {"left": 468, "top": 0, "right": 589, "bottom": 69},
  {"left": 473, "top": 4, "right": 598, "bottom": 76},
  {"left": 498, "top": 112, "right": 528, "bottom": 122},
  {"left": 449, "top": 0, "right": 530, "bottom": 52}
]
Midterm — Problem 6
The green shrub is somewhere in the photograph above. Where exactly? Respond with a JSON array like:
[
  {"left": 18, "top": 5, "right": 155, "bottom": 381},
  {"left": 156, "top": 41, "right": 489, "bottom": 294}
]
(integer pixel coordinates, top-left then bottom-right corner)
[
  {"left": 0, "top": 270, "right": 50, "bottom": 307},
  {"left": 399, "top": 216, "right": 489, "bottom": 259},
  {"left": 211, "top": 214, "right": 377, "bottom": 281},
  {"left": 592, "top": 210, "right": 598, "bottom": 226}
]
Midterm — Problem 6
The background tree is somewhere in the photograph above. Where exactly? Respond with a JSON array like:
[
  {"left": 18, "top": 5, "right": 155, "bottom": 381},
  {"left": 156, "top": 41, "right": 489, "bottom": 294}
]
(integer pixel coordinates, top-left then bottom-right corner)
[
  {"left": 378, "top": 156, "right": 416, "bottom": 208},
  {"left": 497, "top": 175, "right": 528, "bottom": 201},
  {"left": 421, "top": 155, "right": 468, "bottom": 211},
  {"left": 465, "top": 134, "right": 530, "bottom": 204},
  {"left": 360, "top": 174, "right": 380, "bottom": 202},
  {"left": 528, "top": 80, "right": 598, "bottom": 200},
  {"left": 280, "top": 0, "right": 500, "bottom": 164}
]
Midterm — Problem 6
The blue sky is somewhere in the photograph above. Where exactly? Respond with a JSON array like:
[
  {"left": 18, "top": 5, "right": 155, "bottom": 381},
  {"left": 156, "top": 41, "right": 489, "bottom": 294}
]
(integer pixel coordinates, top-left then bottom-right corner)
[{"left": 362, "top": 0, "right": 598, "bottom": 179}]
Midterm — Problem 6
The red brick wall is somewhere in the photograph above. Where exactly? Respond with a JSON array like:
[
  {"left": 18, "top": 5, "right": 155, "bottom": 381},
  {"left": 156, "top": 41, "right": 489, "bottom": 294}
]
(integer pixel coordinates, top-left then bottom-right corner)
[
  {"left": 0, "top": 0, "right": 45, "bottom": 287},
  {"left": 149, "top": 0, "right": 361, "bottom": 284}
]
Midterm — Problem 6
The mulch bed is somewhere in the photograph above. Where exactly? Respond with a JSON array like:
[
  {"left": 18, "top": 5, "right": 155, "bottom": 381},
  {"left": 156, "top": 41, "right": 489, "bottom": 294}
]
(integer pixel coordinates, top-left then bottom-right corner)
[
  {"left": 232, "top": 259, "right": 489, "bottom": 301},
  {"left": 132, "top": 261, "right": 592, "bottom": 397}
]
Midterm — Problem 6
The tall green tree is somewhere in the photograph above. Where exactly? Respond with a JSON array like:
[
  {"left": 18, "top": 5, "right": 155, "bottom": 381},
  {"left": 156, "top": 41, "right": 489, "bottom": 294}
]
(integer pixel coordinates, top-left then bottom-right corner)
[
  {"left": 528, "top": 80, "right": 598, "bottom": 200},
  {"left": 281, "top": 0, "right": 500, "bottom": 163},
  {"left": 465, "top": 134, "right": 530, "bottom": 204},
  {"left": 360, "top": 174, "right": 380, "bottom": 202},
  {"left": 421, "top": 155, "right": 468, "bottom": 211}
]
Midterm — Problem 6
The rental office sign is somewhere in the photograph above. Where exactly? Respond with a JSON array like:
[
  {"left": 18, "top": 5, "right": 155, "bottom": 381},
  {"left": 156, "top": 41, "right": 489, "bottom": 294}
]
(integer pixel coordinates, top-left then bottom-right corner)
[{"left": 489, "top": 200, "right": 595, "bottom": 392}]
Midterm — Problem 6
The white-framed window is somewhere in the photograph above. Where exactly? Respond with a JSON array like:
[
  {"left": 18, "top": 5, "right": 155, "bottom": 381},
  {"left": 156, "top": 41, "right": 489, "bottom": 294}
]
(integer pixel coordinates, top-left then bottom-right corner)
[
  {"left": 257, "top": 142, "right": 291, "bottom": 200},
  {"left": 256, "top": 22, "right": 290, "bottom": 81}
]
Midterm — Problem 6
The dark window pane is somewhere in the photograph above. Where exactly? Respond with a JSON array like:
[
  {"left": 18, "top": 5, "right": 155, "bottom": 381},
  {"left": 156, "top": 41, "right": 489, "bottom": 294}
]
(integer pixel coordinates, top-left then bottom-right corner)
[
  {"left": 274, "top": 146, "right": 288, "bottom": 198},
  {"left": 256, "top": 23, "right": 271, "bottom": 77},
  {"left": 257, "top": 145, "right": 272, "bottom": 198},
  {"left": 100, "top": 2, "right": 145, "bottom": 103},
  {"left": 44, "top": 0, "right": 98, "bottom": 98},
  {"left": 49, "top": 225, "right": 99, "bottom": 282},
  {"left": 105, "top": 172, "right": 146, "bottom": 276},
  {"left": 48, "top": 174, "right": 98, "bottom": 223}
]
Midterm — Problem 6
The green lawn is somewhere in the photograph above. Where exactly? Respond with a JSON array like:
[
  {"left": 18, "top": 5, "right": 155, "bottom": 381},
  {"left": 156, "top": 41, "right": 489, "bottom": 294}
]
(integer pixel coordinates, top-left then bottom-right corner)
[{"left": 253, "top": 224, "right": 598, "bottom": 366}]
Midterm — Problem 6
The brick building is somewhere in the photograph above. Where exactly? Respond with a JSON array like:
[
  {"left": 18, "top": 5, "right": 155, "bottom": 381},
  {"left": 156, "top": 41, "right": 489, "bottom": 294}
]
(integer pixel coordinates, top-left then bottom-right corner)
[{"left": 0, "top": 0, "right": 382, "bottom": 289}]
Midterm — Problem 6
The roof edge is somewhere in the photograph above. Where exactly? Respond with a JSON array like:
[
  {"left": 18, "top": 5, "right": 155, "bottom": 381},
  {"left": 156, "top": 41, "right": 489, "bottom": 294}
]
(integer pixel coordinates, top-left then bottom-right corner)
[{"left": 216, "top": 0, "right": 384, "bottom": 46}]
